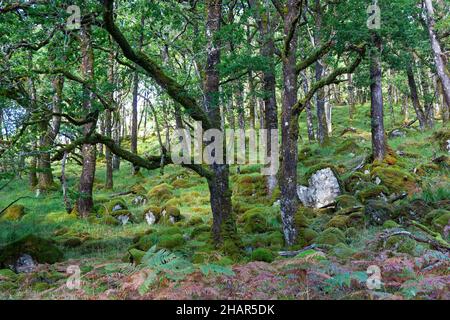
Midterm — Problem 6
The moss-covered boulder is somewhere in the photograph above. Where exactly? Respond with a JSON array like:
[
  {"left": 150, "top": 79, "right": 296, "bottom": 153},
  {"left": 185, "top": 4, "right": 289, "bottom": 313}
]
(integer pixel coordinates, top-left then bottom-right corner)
[
  {"left": 344, "top": 172, "right": 370, "bottom": 193},
  {"left": 171, "top": 178, "right": 192, "bottom": 189},
  {"left": 232, "top": 175, "right": 266, "bottom": 198},
  {"left": 147, "top": 183, "right": 174, "bottom": 204},
  {"left": 356, "top": 184, "right": 389, "bottom": 203},
  {"left": 239, "top": 208, "right": 269, "bottom": 233},
  {"left": 131, "top": 184, "right": 147, "bottom": 196},
  {"left": 371, "top": 165, "right": 418, "bottom": 194},
  {"left": 160, "top": 206, "right": 182, "bottom": 225},
  {"left": 157, "top": 234, "right": 185, "bottom": 250},
  {"left": 251, "top": 248, "right": 274, "bottom": 263},
  {"left": 315, "top": 227, "right": 346, "bottom": 246},
  {"left": 395, "top": 199, "right": 433, "bottom": 220},
  {"left": 383, "top": 220, "right": 400, "bottom": 229},
  {"left": 143, "top": 206, "right": 162, "bottom": 225},
  {"left": 294, "top": 207, "right": 311, "bottom": 229},
  {"left": 432, "top": 128, "right": 450, "bottom": 152},
  {"left": 430, "top": 210, "right": 450, "bottom": 233},
  {"left": 326, "top": 215, "right": 350, "bottom": 229},
  {"left": 385, "top": 236, "right": 417, "bottom": 255},
  {"left": 335, "top": 138, "right": 362, "bottom": 154},
  {"left": 126, "top": 248, "right": 146, "bottom": 264},
  {"left": 331, "top": 243, "right": 356, "bottom": 260},
  {"left": 0, "top": 205, "right": 26, "bottom": 222},
  {"left": 98, "top": 199, "right": 128, "bottom": 215},
  {"left": 187, "top": 216, "right": 203, "bottom": 226},
  {"left": 335, "top": 195, "right": 359, "bottom": 210},
  {"left": 364, "top": 200, "right": 394, "bottom": 225},
  {"left": 0, "top": 235, "right": 63, "bottom": 268},
  {"left": 297, "top": 228, "right": 318, "bottom": 246}
]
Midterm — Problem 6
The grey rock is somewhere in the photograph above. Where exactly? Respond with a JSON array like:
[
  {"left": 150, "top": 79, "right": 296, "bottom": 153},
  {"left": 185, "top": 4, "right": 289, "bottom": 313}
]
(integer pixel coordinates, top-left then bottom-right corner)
[
  {"left": 14, "top": 254, "right": 36, "bottom": 273},
  {"left": 297, "top": 168, "right": 341, "bottom": 209}
]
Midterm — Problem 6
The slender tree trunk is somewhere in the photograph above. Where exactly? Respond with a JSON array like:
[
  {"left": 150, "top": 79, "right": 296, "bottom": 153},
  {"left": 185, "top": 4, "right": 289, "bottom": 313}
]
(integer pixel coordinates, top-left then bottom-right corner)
[
  {"left": 251, "top": 0, "right": 279, "bottom": 194},
  {"left": 424, "top": 0, "right": 450, "bottom": 107},
  {"left": 301, "top": 71, "right": 315, "bottom": 141},
  {"left": 280, "top": 0, "right": 301, "bottom": 246},
  {"left": 112, "top": 109, "right": 121, "bottom": 170},
  {"left": 406, "top": 64, "right": 428, "bottom": 130},
  {"left": 204, "top": 0, "right": 235, "bottom": 244},
  {"left": 370, "top": 33, "right": 386, "bottom": 161},
  {"left": 28, "top": 52, "right": 38, "bottom": 189},
  {"left": 348, "top": 73, "right": 356, "bottom": 122},
  {"left": 105, "top": 40, "right": 114, "bottom": 189},
  {"left": 248, "top": 71, "right": 256, "bottom": 129},
  {"left": 131, "top": 15, "right": 145, "bottom": 175},
  {"left": 419, "top": 66, "right": 434, "bottom": 128},
  {"left": 315, "top": 0, "right": 327, "bottom": 145},
  {"left": 77, "top": 22, "right": 97, "bottom": 217}
]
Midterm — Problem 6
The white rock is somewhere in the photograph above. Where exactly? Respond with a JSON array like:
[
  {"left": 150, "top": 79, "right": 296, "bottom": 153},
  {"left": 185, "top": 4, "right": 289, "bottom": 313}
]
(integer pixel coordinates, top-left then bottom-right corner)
[
  {"left": 145, "top": 212, "right": 156, "bottom": 225},
  {"left": 117, "top": 215, "right": 129, "bottom": 225},
  {"left": 297, "top": 168, "right": 341, "bottom": 209}
]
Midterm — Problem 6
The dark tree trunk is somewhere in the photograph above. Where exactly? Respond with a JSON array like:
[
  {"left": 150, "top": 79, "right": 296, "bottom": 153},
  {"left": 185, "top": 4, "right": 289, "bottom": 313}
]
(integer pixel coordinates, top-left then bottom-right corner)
[
  {"left": 28, "top": 52, "right": 38, "bottom": 189},
  {"left": 204, "top": 0, "right": 235, "bottom": 244},
  {"left": 77, "top": 22, "right": 97, "bottom": 217},
  {"left": 280, "top": 0, "right": 301, "bottom": 246},
  {"left": 112, "top": 109, "right": 121, "bottom": 171},
  {"left": 348, "top": 73, "right": 356, "bottom": 121},
  {"left": 406, "top": 64, "right": 428, "bottom": 130},
  {"left": 369, "top": 33, "right": 386, "bottom": 161}
]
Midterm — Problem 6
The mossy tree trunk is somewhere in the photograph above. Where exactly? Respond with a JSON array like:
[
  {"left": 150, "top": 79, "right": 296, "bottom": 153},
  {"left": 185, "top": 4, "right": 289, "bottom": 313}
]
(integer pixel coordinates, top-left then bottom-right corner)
[
  {"left": 77, "top": 21, "right": 97, "bottom": 217},
  {"left": 369, "top": 33, "right": 386, "bottom": 161}
]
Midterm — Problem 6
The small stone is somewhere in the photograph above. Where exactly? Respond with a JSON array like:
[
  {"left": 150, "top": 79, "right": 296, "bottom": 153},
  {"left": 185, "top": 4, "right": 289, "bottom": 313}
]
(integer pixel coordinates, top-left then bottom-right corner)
[{"left": 14, "top": 254, "right": 36, "bottom": 273}]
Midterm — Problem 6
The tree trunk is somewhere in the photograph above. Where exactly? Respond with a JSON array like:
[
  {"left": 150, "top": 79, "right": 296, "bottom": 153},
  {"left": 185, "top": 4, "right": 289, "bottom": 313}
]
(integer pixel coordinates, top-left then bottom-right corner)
[
  {"left": 424, "top": 0, "right": 450, "bottom": 107},
  {"left": 131, "top": 15, "right": 145, "bottom": 175},
  {"left": 406, "top": 64, "right": 428, "bottom": 130},
  {"left": 77, "top": 22, "right": 97, "bottom": 217},
  {"left": 251, "top": 0, "right": 279, "bottom": 194},
  {"left": 112, "top": 109, "right": 121, "bottom": 170},
  {"left": 348, "top": 73, "right": 356, "bottom": 122},
  {"left": 248, "top": 71, "right": 256, "bottom": 129},
  {"left": 280, "top": 0, "right": 301, "bottom": 246},
  {"left": 314, "top": 0, "right": 327, "bottom": 145},
  {"left": 105, "top": 39, "right": 114, "bottom": 189},
  {"left": 204, "top": 0, "right": 235, "bottom": 244},
  {"left": 370, "top": 33, "right": 386, "bottom": 161},
  {"left": 301, "top": 71, "right": 315, "bottom": 142}
]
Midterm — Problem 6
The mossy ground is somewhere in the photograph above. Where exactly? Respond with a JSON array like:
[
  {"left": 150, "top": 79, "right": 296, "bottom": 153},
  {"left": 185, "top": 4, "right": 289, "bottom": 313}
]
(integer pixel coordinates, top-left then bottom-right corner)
[{"left": 1, "top": 103, "right": 449, "bottom": 299}]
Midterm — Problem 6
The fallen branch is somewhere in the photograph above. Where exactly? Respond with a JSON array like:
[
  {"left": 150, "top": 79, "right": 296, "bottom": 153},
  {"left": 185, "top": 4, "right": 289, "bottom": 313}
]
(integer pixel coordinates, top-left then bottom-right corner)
[
  {"left": 0, "top": 196, "right": 33, "bottom": 216},
  {"left": 379, "top": 228, "right": 450, "bottom": 253}
]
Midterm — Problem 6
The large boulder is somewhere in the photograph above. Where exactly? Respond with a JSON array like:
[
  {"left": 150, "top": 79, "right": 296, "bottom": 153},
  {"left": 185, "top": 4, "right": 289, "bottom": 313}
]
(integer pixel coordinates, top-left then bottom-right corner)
[
  {"left": 297, "top": 168, "right": 342, "bottom": 208},
  {"left": 0, "top": 235, "right": 63, "bottom": 271}
]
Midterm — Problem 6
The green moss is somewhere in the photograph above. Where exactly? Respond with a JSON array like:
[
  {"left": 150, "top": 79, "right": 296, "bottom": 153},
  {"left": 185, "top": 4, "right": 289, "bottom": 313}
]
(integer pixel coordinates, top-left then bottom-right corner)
[
  {"left": 160, "top": 206, "right": 182, "bottom": 224},
  {"left": 131, "top": 184, "right": 147, "bottom": 195},
  {"left": 356, "top": 184, "right": 389, "bottom": 203},
  {"left": 385, "top": 236, "right": 417, "bottom": 255},
  {"left": 0, "top": 269, "right": 17, "bottom": 281},
  {"left": 331, "top": 243, "right": 355, "bottom": 260},
  {"left": 62, "top": 237, "right": 83, "bottom": 248},
  {"left": 251, "top": 248, "right": 274, "bottom": 263},
  {"left": 297, "top": 228, "right": 318, "bottom": 246},
  {"left": 135, "top": 234, "right": 158, "bottom": 251},
  {"left": 239, "top": 208, "right": 269, "bottom": 233},
  {"left": 45, "top": 211, "right": 77, "bottom": 223},
  {"left": 315, "top": 228, "right": 346, "bottom": 246},
  {"left": 128, "top": 248, "right": 146, "bottom": 264},
  {"left": 221, "top": 239, "right": 241, "bottom": 259},
  {"left": 371, "top": 165, "right": 417, "bottom": 194},
  {"left": 191, "top": 225, "right": 211, "bottom": 238},
  {"left": 335, "top": 195, "right": 359, "bottom": 210},
  {"left": 147, "top": 183, "right": 174, "bottom": 204},
  {"left": 32, "top": 282, "right": 50, "bottom": 292},
  {"left": 164, "top": 198, "right": 181, "bottom": 207},
  {"left": 266, "top": 231, "right": 285, "bottom": 248},
  {"left": 187, "top": 216, "right": 203, "bottom": 226},
  {"left": 157, "top": 234, "right": 185, "bottom": 249},
  {"left": 172, "top": 178, "right": 191, "bottom": 189},
  {"left": 326, "top": 215, "right": 350, "bottom": 229},
  {"left": 232, "top": 175, "right": 266, "bottom": 198},
  {"left": 432, "top": 128, "right": 450, "bottom": 152},
  {"left": 100, "top": 215, "right": 120, "bottom": 226},
  {"left": 335, "top": 138, "right": 361, "bottom": 154},
  {"left": 0, "top": 235, "right": 63, "bottom": 268},
  {"left": 98, "top": 199, "right": 128, "bottom": 215},
  {"left": 345, "top": 227, "right": 358, "bottom": 239},
  {"left": 431, "top": 211, "right": 450, "bottom": 233},
  {"left": 0, "top": 205, "right": 26, "bottom": 221},
  {"left": 143, "top": 206, "right": 162, "bottom": 223},
  {"left": 364, "top": 200, "right": 394, "bottom": 225},
  {"left": 294, "top": 208, "right": 311, "bottom": 229},
  {"left": 383, "top": 220, "right": 400, "bottom": 229},
  {"left": 344, "top": 172, "right": 370, "bottom": 193}
]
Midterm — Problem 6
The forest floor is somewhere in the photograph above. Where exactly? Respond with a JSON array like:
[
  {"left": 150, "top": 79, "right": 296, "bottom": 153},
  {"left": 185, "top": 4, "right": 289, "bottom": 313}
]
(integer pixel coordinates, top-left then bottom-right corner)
[{"left": 0, "top": 103, "right": 449, "bottom": 300}]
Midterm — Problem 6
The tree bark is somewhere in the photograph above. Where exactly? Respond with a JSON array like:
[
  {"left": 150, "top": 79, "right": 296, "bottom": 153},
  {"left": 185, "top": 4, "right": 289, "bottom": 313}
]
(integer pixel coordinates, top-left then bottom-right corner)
[
  {"left": 424, "top": 0, "right": 450, "bottom": 108},
  {"left": 105, "top": 38, "right": 114, "bottom": 189},
  {"left": 370, "top": 33, "right": 386, "bottom": 161},
  {"left": 131, "top": 15, "right": 145, "bottom": 175},
  {"left": 406, "top": 63, "right": 428, "bottom": 130},
  {"left": 77, "top": 22, "right": 97, "bottom": 217},
  {"left": 280, "top": 0, "right": 301, "bottom": 246},
  {"left": 250, "top": 0, "right": 279, "bottom": 194},
  {"left": 204, "top": 0, "right": 235, "bottom": 244}
]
